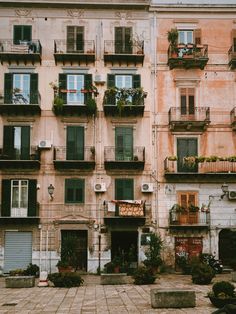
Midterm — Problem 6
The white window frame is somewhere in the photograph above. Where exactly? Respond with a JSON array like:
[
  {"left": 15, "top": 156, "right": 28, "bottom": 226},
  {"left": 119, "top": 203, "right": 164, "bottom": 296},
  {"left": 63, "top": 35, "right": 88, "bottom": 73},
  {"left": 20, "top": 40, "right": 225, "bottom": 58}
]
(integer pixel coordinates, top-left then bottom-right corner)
[
  {"left": 13, "top": 74, "right": 30, "bottom": 104},
  {"left": 11, "top": 180, "right": 28, "bottom": 217},
  {"left": 67, "top": 74, "right": 84, "bottom": 105},
  {"left": 115, "top": 75, "right": 133, "bottom": 104},
  {"left": 178, "top": 30, "right": 193, "bottom": 44}
]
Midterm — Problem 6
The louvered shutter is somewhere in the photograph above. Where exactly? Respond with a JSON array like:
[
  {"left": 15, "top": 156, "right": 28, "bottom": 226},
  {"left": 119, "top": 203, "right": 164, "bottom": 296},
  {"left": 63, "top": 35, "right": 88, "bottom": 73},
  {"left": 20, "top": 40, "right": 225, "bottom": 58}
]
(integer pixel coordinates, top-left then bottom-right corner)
[
  {"left": 107, "top": 74, "right": 116, "bottom": 105},
  {"left": 180, "top": 88, "right": 187, "bottom": 115},
  {"left": 232, "top": 29, "right": 236, "bottom": 52},
  {"left": 115, "top": 27, "right": 123, "bottom": 53},
  {"left": 4, "top": 73, "right": 13, "bottom": 104},
  {"left": 84, "top": 74, "right": 92, "bottom": 104},
  {"left": 21, "top": 126, "right": 30, "bottom": 160},
  {"left": 28, "top": 180, "right": 37, "bottom": 216},
  {"left": 30, "top": 74, "right": 38, "bottom": 104},
  {"left": 188, "top": 88, "right": 195, "bottom": 115},
  {"left": 3, "top": 126, "right": 14, "bottom": 158},
  {"left": 59, "top": 74, "right": 67, "bottom": 104},
  {"left": 1, "top": 179, "right": 11, "bottom": 216}
]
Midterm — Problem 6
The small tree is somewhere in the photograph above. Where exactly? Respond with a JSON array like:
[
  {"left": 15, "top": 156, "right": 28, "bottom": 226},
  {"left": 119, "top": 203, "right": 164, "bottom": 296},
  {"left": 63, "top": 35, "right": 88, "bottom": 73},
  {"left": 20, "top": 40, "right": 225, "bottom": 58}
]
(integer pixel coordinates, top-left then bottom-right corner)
[{"left": 143, "top": 233, "right": 163, "bottom": 273}]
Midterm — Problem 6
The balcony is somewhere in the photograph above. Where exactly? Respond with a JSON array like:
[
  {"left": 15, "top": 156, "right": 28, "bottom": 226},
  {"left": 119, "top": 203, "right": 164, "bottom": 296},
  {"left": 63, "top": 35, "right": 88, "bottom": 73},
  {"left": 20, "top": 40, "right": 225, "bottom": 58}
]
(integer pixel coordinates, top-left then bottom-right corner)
[
  {"left": 164, "top": 157, "right": 236, "bottom": 183},
  {"left": 0, "top": 146, "right": 40, "bottom": 170},
  {"left": 0, "top": 90, "right": 41, "bottom": 116},
  {"left": 228, "top": 44, "right": 236, "bottom": 69},
  {"left": 0, "top": 40, "right": 42, "bottom": 65},
  {"left": 104, "top": 146, "right": 145, "bottom": 170},
  {"left": 230, "top": 107, "right": 236, "bottom": 130},
  {"left": 54, "top": 40, "right": 95, "bottom": 65},
  {"left": 53, "top": 146, "right": 95, "bottom": 170},
  {"left": 103, "top": 87, "right": 147, "bottom": 117},
  {"left": 104, "top": 40, "right": 144, "bottom": 66},
  {"left": 169, "top": 211, "right": 210, "bottom": 229},
  {"left": 168, "top": 43, "right": 208, "bottom": 70},
  {"left": 169, "top": 107, "right": 210, "bottom": 132},
  {"left": 104, "top": 200, "right": 147, "bottom": 226},
  {"left": 0, "top": 203, "right": 40, "bottom": 224}
]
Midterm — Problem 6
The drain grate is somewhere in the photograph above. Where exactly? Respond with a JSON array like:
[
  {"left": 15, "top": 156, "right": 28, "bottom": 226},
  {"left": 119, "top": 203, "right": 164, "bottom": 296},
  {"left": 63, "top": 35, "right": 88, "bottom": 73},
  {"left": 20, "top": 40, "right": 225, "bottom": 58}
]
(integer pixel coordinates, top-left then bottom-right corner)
[{"left": 2, "top": 303, "right": 17, "bottom": 306}]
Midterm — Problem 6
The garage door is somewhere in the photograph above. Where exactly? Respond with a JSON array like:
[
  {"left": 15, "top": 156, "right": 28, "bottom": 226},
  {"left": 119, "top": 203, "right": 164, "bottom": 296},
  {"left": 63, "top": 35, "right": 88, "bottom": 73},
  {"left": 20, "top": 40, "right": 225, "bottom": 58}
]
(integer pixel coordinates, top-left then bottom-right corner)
[{"left": 4, "top": 231, "right": 32, "bottom": 273}]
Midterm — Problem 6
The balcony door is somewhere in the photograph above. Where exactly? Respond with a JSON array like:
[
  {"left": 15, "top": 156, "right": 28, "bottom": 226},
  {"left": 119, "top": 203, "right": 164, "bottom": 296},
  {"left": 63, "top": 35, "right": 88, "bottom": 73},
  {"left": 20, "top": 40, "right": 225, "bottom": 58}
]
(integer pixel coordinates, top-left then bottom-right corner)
[
  {"left": 67, "top": 26, "right": 84, "bottom": 53},
  {"left": 115, "top": 179, "right": 134, "bottom": 200},
  {"left": 180, "top": 88, "right": 195, "bottom": 116},
  {"left": 3, "top": 126, "right": 30, "bottom": 160},
  {"left": 115, "top": 27, "right": 132, "bottom": 54},
  {"left": 177, "top": 138, "right": 198, "bottom": 172},
  {"left": 13, "top": 25, "right": 32, "bottom": 45},
  {"left": 66, "top": 126, "right": 84, "bottom": 160},
  {"left": 115, "top": 127, "right": 133, "bottom": 161}
]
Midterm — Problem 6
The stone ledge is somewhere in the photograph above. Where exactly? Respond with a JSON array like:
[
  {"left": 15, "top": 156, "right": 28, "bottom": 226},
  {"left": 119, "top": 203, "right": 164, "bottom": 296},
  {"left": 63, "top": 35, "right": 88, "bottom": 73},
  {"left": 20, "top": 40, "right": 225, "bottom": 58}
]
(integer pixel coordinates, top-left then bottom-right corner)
[
  {"left": 5, "top": 276, "right": 35, "bottom": 288},
  {"left": 151, "top": 288, "right": 196, "bottom": 308},
  {"left": 101, "top": 273, "right": 128, "bottom": 285}
]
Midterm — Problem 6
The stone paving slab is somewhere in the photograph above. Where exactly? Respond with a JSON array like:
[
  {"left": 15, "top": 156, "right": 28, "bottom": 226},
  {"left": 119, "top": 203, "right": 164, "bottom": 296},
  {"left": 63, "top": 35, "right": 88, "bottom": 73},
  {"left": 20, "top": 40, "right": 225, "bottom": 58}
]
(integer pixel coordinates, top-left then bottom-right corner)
[{"left": 0, "top": 273, "right": 234, "bottom": 313}]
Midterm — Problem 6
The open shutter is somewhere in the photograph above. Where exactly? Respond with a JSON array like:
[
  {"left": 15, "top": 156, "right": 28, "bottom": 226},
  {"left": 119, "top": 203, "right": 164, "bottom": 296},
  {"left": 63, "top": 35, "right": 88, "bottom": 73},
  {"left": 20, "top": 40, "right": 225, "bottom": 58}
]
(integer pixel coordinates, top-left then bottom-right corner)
[
  {"left": 30, "top": 74, "right": 38, "bottom": 104},
  {"left": 59, "top": 74, "right": 67, "bottom": 104},
  {"left": 232, "top": 29, "right": 236, "bottom": 52},
  {"left": 180, "top": 88, "right": 187, "bottom": 115},
  {"left": 107, "top": 74, "right": 116, "bottom": 105},
  {"left": 1, "top": 179, "right": 11, "bottom": 216},
  {"left": 76, "top": 27, "right": 84, "bottom": 52},
  {"left": 125, "top": 27, "right": 132, "bottom": 53},
  {"left": 115, "top": 179, "right": 134, "bottom": 200},
  {"left": 21, "top": 126, "right": 30, "bottom": 160},
  {"left": 4, "top": 73, "right": 13, "bottom": 104},
  {"left": 28, "top": 180, "right": 37, "bottom": 216},
  {"left": 194, "top": 29, "right": 201, "bottom": 45},
  {"left": 115, "top": 27, "right": 123, "bottom": 53},
  {"left": 188, "top": 88, "right": 195, "bottom": 115},
  {"left": 84, "top": 74, "right": 92, "bottom": 104},
  {"left": 133, "top": 75, "right": 141, "bottom": 105},
  {"left": 3, "top": 126, "right": 14, "bottom": 158}
]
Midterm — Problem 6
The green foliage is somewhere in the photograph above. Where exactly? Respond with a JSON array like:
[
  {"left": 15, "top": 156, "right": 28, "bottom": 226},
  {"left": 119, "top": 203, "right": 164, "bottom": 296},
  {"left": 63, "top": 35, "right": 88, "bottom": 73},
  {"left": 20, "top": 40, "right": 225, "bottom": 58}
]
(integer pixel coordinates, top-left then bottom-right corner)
[
  {"left": 48, "top": 272, "right": 84, "bottom": 288},
  {"left": 143, "top": 233, "right": 163, "bottom": 269},
  {"left": 132, "top": 266, "right": 156, "bottom": 285},
  {"left": 212, "top": 281, "right": 235, "bottom": 298},
  {"left": 9, "top": 268, "right": 25, "bottom": 276},
  {"left": 167, "top": 28, "right": 178, "bottom": 45},
  {"left": 24, "top": 263, "right": 39, "bottom": 277},
  {"left": 60, "top": 235, "right": 80, "bottom": 270},
  {"left": 86, "top": 97, "right": 97, "bottom": 115},
  {"left": 191, "top": 262, "right": 215, "bottom": 285}
]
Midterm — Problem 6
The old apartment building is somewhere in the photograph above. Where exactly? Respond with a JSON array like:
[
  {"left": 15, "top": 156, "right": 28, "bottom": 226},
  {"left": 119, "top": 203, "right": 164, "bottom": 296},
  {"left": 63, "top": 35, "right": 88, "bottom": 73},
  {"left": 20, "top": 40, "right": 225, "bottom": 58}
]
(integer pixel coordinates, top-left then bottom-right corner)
[{"left": 0, "top": 0, "right": 235, "bottom": 273}]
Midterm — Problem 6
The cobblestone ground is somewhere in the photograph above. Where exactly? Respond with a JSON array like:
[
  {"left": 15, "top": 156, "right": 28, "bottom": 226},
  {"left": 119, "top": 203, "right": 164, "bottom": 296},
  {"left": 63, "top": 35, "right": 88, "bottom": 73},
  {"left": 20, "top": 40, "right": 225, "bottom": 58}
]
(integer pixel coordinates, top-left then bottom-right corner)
[{"left": 0, "top": 273, "right": 233, "bottom": 313}]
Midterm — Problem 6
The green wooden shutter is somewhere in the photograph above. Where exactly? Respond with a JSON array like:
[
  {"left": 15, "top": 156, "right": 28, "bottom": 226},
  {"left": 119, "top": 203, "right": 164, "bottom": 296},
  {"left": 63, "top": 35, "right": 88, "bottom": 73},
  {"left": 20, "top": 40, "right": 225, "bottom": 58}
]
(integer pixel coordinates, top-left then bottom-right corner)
[
  {"left": 1, "top": 179, "right": 11, "bottom": 216},
  {"left": 13, "top": 25, "right": 32, "bottom": 44},
  {"left": 59, "top": 74, "right": 67, "bottom": 104},
  {"left": 67, "top": 26, "right": 75, "bottom": 52},
  {"left": 180, "top": 88, "right": 187, "bottom": 115},
  {"left": 84, "top": 74, "right": 92, "bottom": 104},
  {"left": 13, "top": 26, "right": 22, "bottom": 44},
  {"left": 189, "top": 95, "right": 195, "bottom": 115},
  {"left": 107, "top": 74, "right": 115, "bottom": 105},
  {"left": 29, "top": 74, "right": 38, "bottom": 104},
  {"left": 65, "top": 179, "right": 84, "bottom": 203},
  {"left": 28, "top": 179, "right": 37, "bottom": 216},
  {"left": 115, "top": 127, "right": 133, "bottom": 160},
  {"left": 21, "top": 126, "right": 30, "bottom": 160},
  {"left": 4, "top": 73, "right": 13, "bottom": 104},
  {"left": 125, "top": 27, "right": 132, "bottom": 53},
  {"left": 115, "top": 27, "right": 123, "bottom": 53},
  {"left": 76, "top": 27, "right": 84, "bottom": 52},
  {"left": 115, "top": 179, "right": 134, "bottom": 200},
  {"left": 3, "top": 126, "right": 14, "bottom": 158},
  {"left": 66, "top": 126, "right": 84, "bottom": 160},
  {"left": 133, "top": 75, "right": 141, "bottom": 105}
]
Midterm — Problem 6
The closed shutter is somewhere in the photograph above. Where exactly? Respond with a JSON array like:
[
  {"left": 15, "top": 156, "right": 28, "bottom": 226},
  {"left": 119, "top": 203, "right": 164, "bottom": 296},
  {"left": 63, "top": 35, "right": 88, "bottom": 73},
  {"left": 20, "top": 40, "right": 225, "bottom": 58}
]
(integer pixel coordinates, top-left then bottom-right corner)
[
  {"left": 194, "top": 29, "right": 201, "bottom": 45},
  {"left": 3, "top": 126, "right": 14, "bottom": 158},
  {"left": 4, "top": 231, "right": 32, "bottom": 273},
  {"left": 124, "top": 27, "right": 132, "bottom": 53},
  {"left": 180, "top": 88, "right": 187, "bottom": 115},
  {"left": 1, "top": 179, "right": 11, "bottom": 217},
  {"left": 115, "top": 179, "right": 134, "bottom": 200},
  {"left": 67, "top": 26, "right": 84, "bottom": 52},
  {"left": 4, "top": 73, "right": 13, "bottom": 104},
  {"left": 30, "top": 74, "right": 38, "bottom": 104},
  {"left": 188, "top": 88, "right": 195, "bottom": 114},
  {"left": 13, "top": 25, "right": 32, "bottom": 44},
  {"left": 115, "top": 127, "right": 133, "bottom": 160},
  {"left": 66, "top": 126, "right": 84, "bottom": 160},
  {"left": 84, "top": 74, "right": 92, "bottom": 104},
  {"left": 59, "top": 74, "right": 67, "bottom": 104},
  {"left": 28, "top": 180, "right": 37, "bottom": 216},
  {"left": 65, "top": 179, "right": 85, "bottom": 203},
  {"left": 180, "top": 88, "right": 195, "bottom": 115},
  {"left": 115, "top": 27, "right": 132, "bottom": 53},
  {"left": 21, "top": 126, "right": 30, "bottom": 160},
  {"left": 178, "top": 192, "right": 197, "bottom": 208}
]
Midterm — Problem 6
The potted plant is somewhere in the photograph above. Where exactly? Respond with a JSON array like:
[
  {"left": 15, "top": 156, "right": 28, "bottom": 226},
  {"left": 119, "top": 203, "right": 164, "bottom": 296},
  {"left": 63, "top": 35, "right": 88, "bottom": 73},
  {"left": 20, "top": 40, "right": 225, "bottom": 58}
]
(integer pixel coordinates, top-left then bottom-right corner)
[
  {"left": 167, "top": 28, "right": 179, "bottom": 57},
  {"left": 143, "top": 233, "right": 163, "bottom": 275},
  {"left": 207, "top": 281, "right": 236, "bottom": 308},
  {"left": 168, "top": 155, "right": 178, "bottom": 161},
  {"left": 191, "top": 261, "right": 215, "bottom": 285},
  {"left": 56, "top": 260, "right": 74, "bottom": 273}
]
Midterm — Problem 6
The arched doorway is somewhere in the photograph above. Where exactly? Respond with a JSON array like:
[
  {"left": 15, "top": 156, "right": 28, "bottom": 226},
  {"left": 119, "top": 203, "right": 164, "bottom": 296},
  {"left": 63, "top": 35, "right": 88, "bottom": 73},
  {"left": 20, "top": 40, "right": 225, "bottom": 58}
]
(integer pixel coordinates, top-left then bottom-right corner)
[{"left": 219, "top": 229, "right": 236, "bottom": 264}]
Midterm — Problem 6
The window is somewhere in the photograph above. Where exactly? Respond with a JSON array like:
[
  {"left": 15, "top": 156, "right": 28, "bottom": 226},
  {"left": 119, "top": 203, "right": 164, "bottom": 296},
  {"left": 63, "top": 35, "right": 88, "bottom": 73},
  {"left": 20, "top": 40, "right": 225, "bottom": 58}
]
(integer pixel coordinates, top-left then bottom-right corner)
[
  {"left": 178, "top": 30, "right": 193, "bottom": 44},
  {"left": 177, "top": 138, "right": 198, "bottom": 173},
  {"left": 115, "top": 127, "right": 133, "bottom": 161},
  {"left": 66, "top": 126, "right": 84, "bottom": 160},
  {"left": 180, "top": 88, "right": 195, "bottom": 115},
  {"left": 3, "top": 126, "right": 30, "bottom": 160},
  {"left": 115, "top": 179, "right": 134, "bottom": 200},
  {"left": 67, "top": 26, "right": 84, "bottom": 52},
  {"left": 4, "top": 73, "right": 38, "bottom": 104},
  {"left": 59, "top": 73, "right": 92, "bottom": 105},
  {"left": 13, "top": 25, "right": 32, "bottom": 44},
  {"left": 1, "top": 179, "right": 37, "bottom": 217},
  {"left": 115, "top": 27, "right": 132, "bottom": 54},
  {"left": 65, "top": 179, "right": 85, "bottom": 203},
  {"left": 177, "top": 191, "right": 198, "bottom": 209}
]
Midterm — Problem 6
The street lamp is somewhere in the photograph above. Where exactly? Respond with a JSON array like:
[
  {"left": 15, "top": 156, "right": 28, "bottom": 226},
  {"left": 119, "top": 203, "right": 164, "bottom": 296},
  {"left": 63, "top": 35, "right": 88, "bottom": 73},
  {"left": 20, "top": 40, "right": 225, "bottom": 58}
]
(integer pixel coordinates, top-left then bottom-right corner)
[
  {"left": 221, "top": 183, "right": 229, "bottom": 199},
  {"left": 48, "top": 184, "right": 55, "bottom": 200}
]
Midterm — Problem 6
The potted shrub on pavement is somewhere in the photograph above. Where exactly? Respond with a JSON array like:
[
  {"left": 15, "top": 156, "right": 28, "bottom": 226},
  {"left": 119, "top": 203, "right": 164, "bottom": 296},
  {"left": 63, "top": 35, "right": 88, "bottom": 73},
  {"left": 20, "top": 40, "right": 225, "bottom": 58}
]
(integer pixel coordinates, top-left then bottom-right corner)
[
  {"left": 191, "top": 261, "right": 215, "bottom": 284},
  {"left": 48, "top": 272, "right": 84, "bottom": 287},
  {"left": 132, "top": 266, "right": 156, "bottom": 285},
  {"left": 143, "top": 233, "right": 163, "bottom": 274},
  {"left": 207, "top": 281, "right": 236, "bottom": 308}
]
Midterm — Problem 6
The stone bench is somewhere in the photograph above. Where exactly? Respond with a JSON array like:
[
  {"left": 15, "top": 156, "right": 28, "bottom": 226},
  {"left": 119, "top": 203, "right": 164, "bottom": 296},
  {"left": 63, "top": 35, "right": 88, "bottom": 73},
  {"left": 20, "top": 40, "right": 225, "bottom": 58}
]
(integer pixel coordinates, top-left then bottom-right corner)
[
  {"left": 101, "top": 273, "right": 127, "bottom": 285},
  {"left": 151, "top": 288, "right": 196, "bottom": 308},
  {"left": 5, "top": 276, "right": 35, "bottom": 288}
]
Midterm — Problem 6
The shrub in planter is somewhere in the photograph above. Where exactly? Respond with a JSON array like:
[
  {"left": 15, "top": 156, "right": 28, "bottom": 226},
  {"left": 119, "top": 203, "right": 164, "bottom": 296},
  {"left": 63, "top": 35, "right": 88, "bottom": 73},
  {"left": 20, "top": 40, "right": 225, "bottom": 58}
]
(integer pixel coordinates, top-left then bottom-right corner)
[
  {"left": 9, "top": 268, "right": 25, "bottom": 276},
  {"left": 48, "top": 272, "right": 84, "bottom": 288},
  {"left": 191, "top": 262, "right": 215, "bottom": 284},
  {"left": 24, "top": 263, "right": 39, "bottom": 277},
  {"left": 207, "top": 281, "right": 236, "bottom": 308},
  {"left": 132, "top": 266, "right": 156, "bottom": 285}
]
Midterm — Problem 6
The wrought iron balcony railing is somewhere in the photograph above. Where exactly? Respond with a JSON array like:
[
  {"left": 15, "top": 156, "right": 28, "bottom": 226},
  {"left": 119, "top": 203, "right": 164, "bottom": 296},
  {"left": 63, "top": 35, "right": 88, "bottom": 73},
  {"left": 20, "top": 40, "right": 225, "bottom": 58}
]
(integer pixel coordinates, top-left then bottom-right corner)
[
  {"left": 0, "top": 39, "right": 42, "bottom": 54},
  {"left": 228, "top": 44, "right": 236, "bottom": 69},
  {"left": 0, "top": 90, "right": 41, "bottom": 105},
  {"left": 104, "top": 146, "right": 145, "bottom": 162},
  {"left": 169, "top": 211, "right": 210, "bottom": 226},
  {"left": 0, "top": 146, "right": 40, "bottom": 161},
  {"left": 54, "top": 40, "right": 95, "bottom": 54},
  {"left": 230, "top": 107, "right": 236, "bottom": 129},
  {"left": 104, "top": 40, "right": 144, "bottom": 55},
  {"left": 53, "top": 146, "right": 95, "bottom": 162}
]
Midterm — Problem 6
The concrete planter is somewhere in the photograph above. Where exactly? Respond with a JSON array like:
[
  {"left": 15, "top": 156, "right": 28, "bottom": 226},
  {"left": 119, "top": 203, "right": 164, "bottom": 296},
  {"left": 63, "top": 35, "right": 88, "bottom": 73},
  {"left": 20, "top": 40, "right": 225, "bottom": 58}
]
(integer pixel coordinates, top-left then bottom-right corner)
[
  {"left": 5, "top": 276, "right": 35, "bottom": 288},
  {"left": 101, "top": 273, "right": 127, "bottom": 285}
]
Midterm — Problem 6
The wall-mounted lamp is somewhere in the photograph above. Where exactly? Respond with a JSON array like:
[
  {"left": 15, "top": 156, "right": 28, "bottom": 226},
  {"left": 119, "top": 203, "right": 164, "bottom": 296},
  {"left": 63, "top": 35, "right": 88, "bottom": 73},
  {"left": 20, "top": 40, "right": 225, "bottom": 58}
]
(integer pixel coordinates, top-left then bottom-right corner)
[
  {"left": 221, "top": 183, "right": 229, "bottom": 199},
  {"left": 48, "top": 184, "right": 55, "bottom": 200}
]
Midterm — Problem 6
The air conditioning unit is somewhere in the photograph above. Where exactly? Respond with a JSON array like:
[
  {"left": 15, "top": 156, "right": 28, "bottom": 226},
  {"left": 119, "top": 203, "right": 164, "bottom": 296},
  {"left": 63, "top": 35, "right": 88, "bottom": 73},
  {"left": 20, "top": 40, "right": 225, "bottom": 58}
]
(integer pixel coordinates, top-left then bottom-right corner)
[
  {"left": 141, "top": 183, "right": 154, "bottom": 193},
  {"left": 94, "top": 183, "right": 106, "bottom": 192},
  {"left": 38, "top": 140, "right": 52, "bottom": 149},
  {"left": 228, "top": 191, "right": 236, "bottom": 200},
  {"left": 94, "top": 74, "right": 105, "bottom": 84}
]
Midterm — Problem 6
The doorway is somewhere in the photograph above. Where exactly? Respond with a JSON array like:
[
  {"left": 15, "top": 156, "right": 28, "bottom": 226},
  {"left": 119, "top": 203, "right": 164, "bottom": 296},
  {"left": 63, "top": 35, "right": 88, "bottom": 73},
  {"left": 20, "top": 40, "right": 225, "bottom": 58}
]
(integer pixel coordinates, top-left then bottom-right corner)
[
  {"left": 219, "top": 229, "right": 236, "bottom": 264},
  {"left": 61, "top": 230, "right": 87, "bottom": 271}
]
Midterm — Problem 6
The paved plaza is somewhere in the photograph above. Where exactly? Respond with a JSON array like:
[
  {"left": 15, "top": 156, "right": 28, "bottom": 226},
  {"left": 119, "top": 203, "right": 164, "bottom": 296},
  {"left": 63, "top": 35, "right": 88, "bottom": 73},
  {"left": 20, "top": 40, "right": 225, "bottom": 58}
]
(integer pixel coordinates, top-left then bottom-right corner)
[{"left": 0, "top": 273, "right": 233, "bottom": 314}]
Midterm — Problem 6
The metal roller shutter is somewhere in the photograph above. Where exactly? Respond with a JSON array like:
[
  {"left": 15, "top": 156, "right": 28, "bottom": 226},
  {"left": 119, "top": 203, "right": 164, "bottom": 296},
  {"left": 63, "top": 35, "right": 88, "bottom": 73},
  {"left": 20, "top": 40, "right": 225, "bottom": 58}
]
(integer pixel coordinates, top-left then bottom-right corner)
[{"left": 4, "top": 231, "right": 32, "bottom": 273}]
